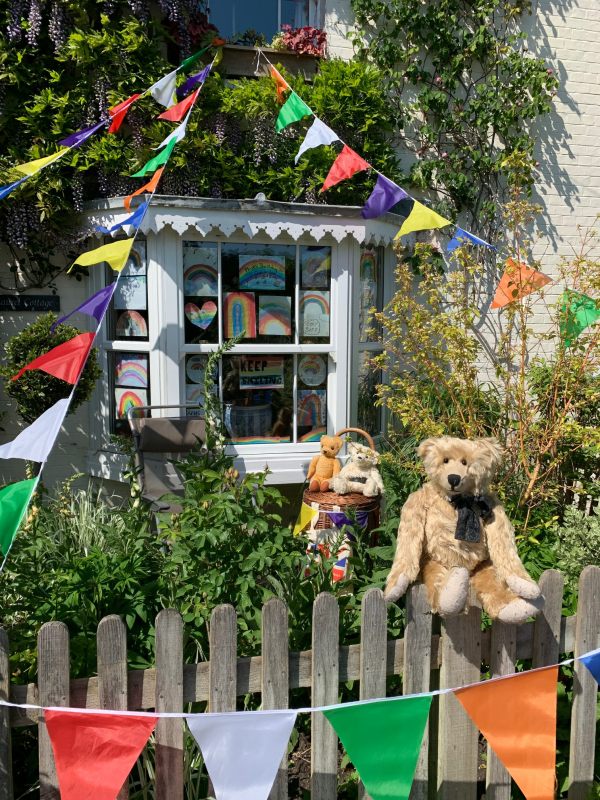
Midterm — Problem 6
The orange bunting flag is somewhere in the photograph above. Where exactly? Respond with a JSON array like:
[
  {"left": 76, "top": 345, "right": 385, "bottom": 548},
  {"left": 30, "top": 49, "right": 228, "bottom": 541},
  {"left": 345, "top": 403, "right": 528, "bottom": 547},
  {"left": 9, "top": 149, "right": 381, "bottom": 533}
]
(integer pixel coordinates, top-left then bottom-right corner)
[
  {"left": 269, "top": 65, "right": 289, "bottom": 103},
  {"left": 491, "top": 258, "right": 552, "bottom": 309},
  {"left": 321, "top": 144, "right": 370, "bottom": 192},
  {"left": 108, "top": 94, "right": 141, "bottom": 133},
  {"left": 158, "top": 88, "right": 201, "bottom": 122},
  {"left": 124, "top": 166, "right": 165, "bottom": 211},
  {"left": 455, "top": 666, "right": 558, "bottom": 800}
]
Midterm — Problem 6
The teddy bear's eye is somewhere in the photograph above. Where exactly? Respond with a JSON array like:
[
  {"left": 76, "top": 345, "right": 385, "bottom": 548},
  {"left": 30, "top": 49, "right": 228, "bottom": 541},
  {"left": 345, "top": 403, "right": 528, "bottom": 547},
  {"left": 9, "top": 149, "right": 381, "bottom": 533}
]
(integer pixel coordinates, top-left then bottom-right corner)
[
  {"left": 443, "top": 457, "right": 449, "bottom": 464},
  {"left": 461, "top": 459, "right": 467, "bottom": 466}
]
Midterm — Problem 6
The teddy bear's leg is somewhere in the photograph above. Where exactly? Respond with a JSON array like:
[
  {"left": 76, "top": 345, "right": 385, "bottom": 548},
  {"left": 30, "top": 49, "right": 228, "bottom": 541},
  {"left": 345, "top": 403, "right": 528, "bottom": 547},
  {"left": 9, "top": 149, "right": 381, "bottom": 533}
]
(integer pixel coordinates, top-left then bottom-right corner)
[
  {"left": 320, "top": 480, "right": 330, "bottom": 492},
  {"left": 471, "top": 561, "right": 543, "bottom": 623},
  {"left": 421, "top": 560, "right": 469, "bottom": 616},
  {"left": 363, "top": 479, "right": 378, "bottom": 497}
]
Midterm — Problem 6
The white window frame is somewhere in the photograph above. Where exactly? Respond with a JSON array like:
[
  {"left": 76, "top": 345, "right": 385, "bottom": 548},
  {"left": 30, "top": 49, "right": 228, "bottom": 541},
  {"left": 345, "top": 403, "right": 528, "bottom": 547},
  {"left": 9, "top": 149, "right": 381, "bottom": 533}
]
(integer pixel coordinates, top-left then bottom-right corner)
[{"left": 208, "top": 0, "right": 323, "bottom": 36}]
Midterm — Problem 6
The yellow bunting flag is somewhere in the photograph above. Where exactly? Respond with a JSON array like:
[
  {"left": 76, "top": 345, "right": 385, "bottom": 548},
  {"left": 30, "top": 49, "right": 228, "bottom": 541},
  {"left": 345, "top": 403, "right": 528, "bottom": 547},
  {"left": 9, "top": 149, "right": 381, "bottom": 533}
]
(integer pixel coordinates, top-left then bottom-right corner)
[
  {"left": 12, "top": 148, "right": 69, "bottom": 176},
  {"left": 293, "top": 502, "right": 319, "bottom": 536},
  {"left": 69, "top": 238, "right": 134, "bottom": 274},
  {"left": 395, "top": 200, "right": 452, "bottom": 238}
]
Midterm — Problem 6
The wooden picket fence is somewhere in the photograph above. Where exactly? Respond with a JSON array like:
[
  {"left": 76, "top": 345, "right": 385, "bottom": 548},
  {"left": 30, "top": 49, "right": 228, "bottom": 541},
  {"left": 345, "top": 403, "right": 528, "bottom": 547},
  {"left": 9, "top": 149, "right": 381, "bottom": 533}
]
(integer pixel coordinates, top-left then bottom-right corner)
[{"left": 1, "top": 566, "right": 599, "bottom": 800}]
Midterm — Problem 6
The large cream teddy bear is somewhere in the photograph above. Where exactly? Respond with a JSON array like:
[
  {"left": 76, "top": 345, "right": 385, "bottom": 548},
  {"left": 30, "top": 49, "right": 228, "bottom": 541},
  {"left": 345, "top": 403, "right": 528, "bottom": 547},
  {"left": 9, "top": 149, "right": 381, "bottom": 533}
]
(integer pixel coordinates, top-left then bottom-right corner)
[
  {"left": 331, "top": 442, "right": 384, "bottom": 497},
  {"left": 384, "top": 436, "right": 543, "bottom": 624}
]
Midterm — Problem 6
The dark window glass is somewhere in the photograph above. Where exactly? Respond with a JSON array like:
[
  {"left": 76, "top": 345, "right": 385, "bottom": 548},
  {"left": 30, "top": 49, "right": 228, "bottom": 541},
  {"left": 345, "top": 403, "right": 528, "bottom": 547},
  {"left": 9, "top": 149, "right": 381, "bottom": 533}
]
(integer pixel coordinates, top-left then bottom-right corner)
[{"left": 106, "top": 240, "right": 149, "bottom": 342}]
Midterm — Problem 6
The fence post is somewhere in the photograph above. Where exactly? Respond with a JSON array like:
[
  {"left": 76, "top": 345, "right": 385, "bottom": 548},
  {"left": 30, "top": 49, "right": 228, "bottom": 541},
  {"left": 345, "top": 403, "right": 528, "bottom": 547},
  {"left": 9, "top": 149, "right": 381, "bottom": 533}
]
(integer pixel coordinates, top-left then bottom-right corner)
[
  {"left": 437, "top": 603, "right": 481, "bottom": 800},
  {"left": 38, "top": 621, "right": 70, "bottom": 800},
  {"left": 311, "top": 592, "right": 339, "bottom": 800},
  {"left": 532, "top": 569, "right": 564, "bottom": 668},
  {"left": 568, "top": 566, "right": 600, "bottom": 800},
  {"left": 358, "top": 588, "right": 387, "bottom": 800},
  {"left": 0, "top": 628, "right": 13, "bottom": 800},
  {"left": 404, "top": 584, "right": 433, "bottom": 800},
  {"left": 208, "top": 605, "right": 237, "bottom": 799},
  {"left": 97, "top": 615, "right": 129, "bottom": 800},
  {"left": 155, "top": 609, "right": 183, "bottom": 800},
  {"left": 262, "top": 598, "right": 289, "bottom": 800},
  {"left": 485, "top": 620, "right": 516, "bottom": 800}
]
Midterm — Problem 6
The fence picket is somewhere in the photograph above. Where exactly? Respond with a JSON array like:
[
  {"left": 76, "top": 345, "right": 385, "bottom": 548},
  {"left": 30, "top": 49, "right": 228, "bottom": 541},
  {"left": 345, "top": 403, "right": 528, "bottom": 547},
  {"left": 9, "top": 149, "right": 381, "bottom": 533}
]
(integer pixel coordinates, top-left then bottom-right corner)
[
  {"left": 568, "top": 566, "right": 600, "bottom": 800},
  {"left": 311, "top": 593, "right": 339, "bottom": 800},
  {"left": 155, "top": 609, "right": 184, "bottom": 800},
  {"left": 208, "top": 605, "right": 237, "bottom": 799},
  {"left": 532, "top": 570, "right": 564, "bottom": 668},
  {"left": 485, "top": 620, "right": 516, "bottom": 800},
  {"left": 97, "top": 616, "right": 129, "bottom": 800},
  {"left": 262, "top": 598, "right": 289, "bottom": 800},
  {"left": 38, "top": 621, "right": 70, "bottom": 800},
  {"left": 0, "top": 628, "right": 12, "bottom": 800}
]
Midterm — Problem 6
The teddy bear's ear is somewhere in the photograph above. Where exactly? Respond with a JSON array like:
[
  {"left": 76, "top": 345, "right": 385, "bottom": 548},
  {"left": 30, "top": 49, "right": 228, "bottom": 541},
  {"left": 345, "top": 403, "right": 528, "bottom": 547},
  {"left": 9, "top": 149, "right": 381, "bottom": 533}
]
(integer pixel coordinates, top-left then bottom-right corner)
[
  {"left": 475, "top": 437, "right": 504, "bottom": 472},
  {"left": 417, "top": 438, "right": 439, "bottom": 462}
]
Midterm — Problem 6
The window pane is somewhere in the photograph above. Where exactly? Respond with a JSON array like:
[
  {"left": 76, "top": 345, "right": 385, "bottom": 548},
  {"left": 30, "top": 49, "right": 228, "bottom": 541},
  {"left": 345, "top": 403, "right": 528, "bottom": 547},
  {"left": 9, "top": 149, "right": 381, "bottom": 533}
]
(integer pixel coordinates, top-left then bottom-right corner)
[
  {"left": 357, "top": 351, "right": 382, "bottom": 435},
  {"left": 184, "top": 354, "right": 217, "bottom": 417},
  {"left": 299, "top": 245, "right": 331, "bottom": 344},
  {"left": 297, "top": 353, "right": 327, "bottom": 441},
  {"left": 281, "top": 0, "right": 309, "bottom": 27},
  {"left": 358, "top": 246, "right": 383, "bottom": 343},
  {"left": 210, "top": 0, "right": 278, "bottom": 41},
  {"left": 110, "top": 352, "right": 150, "bottom": 435},
  {"left": 107, "top": 240, "right": 148, "bottom": 341},
  {"left": 182, "top": 242, "right": 219, "bottom": 345}
]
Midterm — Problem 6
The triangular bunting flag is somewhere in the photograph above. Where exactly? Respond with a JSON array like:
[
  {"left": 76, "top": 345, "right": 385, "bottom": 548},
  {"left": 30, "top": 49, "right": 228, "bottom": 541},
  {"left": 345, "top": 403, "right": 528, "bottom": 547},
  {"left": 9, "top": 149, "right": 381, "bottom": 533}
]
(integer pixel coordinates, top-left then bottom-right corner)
[
  {"left": 325, "top": 510, "right": 369, "bottom": 529},
  {"left": 96, "top": 201, "right": 149, "bottom": 234},
  {"left": 187, "top": 710, "right": 296, "bottom": 800},
  {"left": 45, "top": 710, "right": 157, "bottom": 800},
  {"left": 0, "top": 176, "right": 28, "bottom": 200},
  {"left": 124, "top": 167, "right": 164, "bottom": 211},
  {"left": 490, "top": 258, "right": 552, "bottom": 309},
  {"left": 270, "top": 65, "right": 289, "bottom": 103},
  {"left": 396, "top": 200, "right": 452, "bottom": 238},
  {"left": 176, "top": 64, "right": 211, "bottom": 100},
  {"left": 154, "top": 117, "right": 189, "bottom": 150},
  {"left": 52, "top": 284, "right": 115, "bottom": 331},
  {"left": 179, "top": 43, "right": 211, "bottom": 72},
  {"left": 0, "top": 398, "right": 69, "bottom": 463},
  {"left": 11, "top": 332, "right": 95, "bottom": 384},
  {"left": 158, "top": 88, "right": 200, "bottom": 122},
  {"left": 0, "top": 478, "right": 37, "bottom": 557},
  {"left": 70, "top": 238, "right": 134, "bottom": 274},
  {"left": 447, "top": 227, "right": 495, "bottom": 253},
  {"left": 321, "top": 144, "right": 370, "bottom": 192},
  {"left": 455, "top": 666, "right": 558, "bottom": 800},
  {"left": 362, "top": 174, "right": 409, "bottom": 219},
  {"left": 295, "top": 117, "right": 339, "bottom": 164},
  {"left": 149, "top": 68, "right": 178, "bottom": 108},
  {"left": 323, "top": 696, "right": 432, "bottom": 800},
  {"left": 293, "top": 502, "right": 319, "bottom": 536},
  {"left": 131, "top": 138, "right": 177, "bottom": 178},
  {"left": 579, "top": 647, "right": 600, "bottom": 683},
  {"left": 59, "top": 121, "right": 106, "bottom": 148},
  {"left": 12, "top": 148, "right": 69, "bottom": 176},
  {"left": 276, "top": 91, "right": 313, "bottom": 132},
  {"left": 108, "top": 93, "right": 141, "bottom": 133},
  {"left": 560, "top": 289, "right": 600, "bottom": 347}
]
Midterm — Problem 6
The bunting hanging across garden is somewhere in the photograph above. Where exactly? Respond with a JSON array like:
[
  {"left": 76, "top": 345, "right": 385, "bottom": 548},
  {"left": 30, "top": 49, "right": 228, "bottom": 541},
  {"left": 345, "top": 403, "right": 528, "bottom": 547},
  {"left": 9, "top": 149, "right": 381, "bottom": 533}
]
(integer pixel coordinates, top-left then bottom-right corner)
[
  {"left": 490, "top": 259, "right": 552, "bottom": 309},
  {"left": 292, "top": 502, "right": 319, "bottom": 536},
  {"left": 362, "top": 174, "right": 409, "bottom": 219},
  {"left": 69, "top": 238, "right": 134, "bottom": 274},
  {"left": 132, "top": 138, "right": 177, "bottom": 178},
  {"left": 455, "top": 667, "right": 558, "bottom": 800},
  {"left": 579, "top": 647, "right": 600, "bottom": 683},
  {"left": 155, "top": 117, "right": 190, "bottom": 150},
  {"left": 59, "top": 121, "right": 106, "bottom": 149},
  {"left": 45, "top": 709, "right": 158, "bottom": 800},
  {"left": 0, "top": 398, "right": 69, "bottom": 463},
  {"left": 560, "top": 289, "right": 600, "bottom": 347},
  {"left": 12, "top": 148, "right": 69, "bottom": 176},
  {"left": 447, "top": 227, "right": 495, "bottom": 253},
  {"left": 176, "top": 64, "right": 211, "bottom": 100},
  {"left": 108, "top": 93, "right": 141, "bottom": 133},
  {"left": 158, "top": 88, "right": 200, "bottom": 122},
  {"left": 149, "top": 67, "right": 178, "bottom": 108},
  {"left": 51, "top": 284, "right": 116, "bottom": 331},
  {"left": 0, "top": 478, "right": 37, "bottom": 557},
  {"left": 325, "top": 510, "right": 369, "bottom": 529},
  {"left": 295, "top": 117, "right": 339, "bottom": 164},
  {"left": 269, "top": 65, "right": 290, "bottom": 103},
  {"left": 96, "top": 201, "right": 149, "bottom": 234},
  {"left": 11, "top": 332, "right": 95, "bottom": 384},
  {"left": 321, "top": 144, "right": 370, "bottom": 192},
  {"left": 276, "top": 91, "right": 313, "bottom": 132},
  {"left": 396, "top": 200, "right": 452, "bottom": 238},
  {"left": 0, "top": 177, "right": 28, "bottom": 200},
  {"left": 124, "top": 167, "right": 165, "bottom": 211}
]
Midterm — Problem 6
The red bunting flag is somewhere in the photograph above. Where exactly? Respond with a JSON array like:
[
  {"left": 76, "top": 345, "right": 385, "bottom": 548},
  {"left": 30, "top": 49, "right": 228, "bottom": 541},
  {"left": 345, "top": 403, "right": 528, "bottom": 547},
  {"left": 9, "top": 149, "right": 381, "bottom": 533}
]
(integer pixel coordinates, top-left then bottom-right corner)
[
  {"left": 11, "top": 332, "right": 95, "bottom": 384},
  {"left": 491, "top": 258, "right": 552, "bottom": 309},
  {"left": 455, "top": 666, "right": 558, "bottom": 800},
  {"left": 269, "top": 65, "right": 289, "bottom": 103},
  {"left": 45, "top": 710, "right": 157, "bottom": 800},
  {"left": 124, "top": 166, "right": 165, "bottom": 211},
  {"left": 321, "top": 144, "right": 370, "bottom": 192},
  {"left": 158, "top": 88, "right": 200, "bottom": 122},
  {"left": 108, "top": 94, "right": 141, "bottom": 134}
]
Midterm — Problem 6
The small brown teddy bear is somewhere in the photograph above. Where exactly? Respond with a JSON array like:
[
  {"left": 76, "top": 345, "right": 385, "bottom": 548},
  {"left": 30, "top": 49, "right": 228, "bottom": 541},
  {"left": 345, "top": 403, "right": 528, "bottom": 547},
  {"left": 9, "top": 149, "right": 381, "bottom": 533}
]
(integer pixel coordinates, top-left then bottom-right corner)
[
  {"left": 307, "top": 435, "right": 343, "bottom": 492},
  {"left": 384, "top": 436, "right": 543, "bottom": 624}
]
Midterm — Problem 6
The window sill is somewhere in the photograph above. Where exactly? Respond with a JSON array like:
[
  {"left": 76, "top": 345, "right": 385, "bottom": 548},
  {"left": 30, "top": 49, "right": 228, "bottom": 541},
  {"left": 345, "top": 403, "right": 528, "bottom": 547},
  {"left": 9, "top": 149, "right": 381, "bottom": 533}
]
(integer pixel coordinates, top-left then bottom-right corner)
[{"left": 220, "top": 44, "right": 320, "bottom": 79}]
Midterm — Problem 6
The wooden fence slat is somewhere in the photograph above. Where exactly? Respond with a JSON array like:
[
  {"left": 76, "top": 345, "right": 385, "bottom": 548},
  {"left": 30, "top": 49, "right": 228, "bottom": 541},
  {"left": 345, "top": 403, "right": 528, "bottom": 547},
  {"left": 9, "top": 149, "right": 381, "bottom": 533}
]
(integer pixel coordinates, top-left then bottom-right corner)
[
  {"left": 155, "top": 609, "right": 184, "bottom": 800},
  {"left": 311, "top": 593, "right": 339, "bottom": 800},
  {"left": 358, "top": 588, "right": 387, "bottom": 800},
  {"left": 532, "top": 570, "right": 564, "bottom": 668},
  {"left": 208, "top": 605, "right": 237, "bottom": 800},
  {"left": 437, "top": 603, "right": 481, "bottom": 800},
  {"left": 485, "top": 620, "right": 517, "bottom": 800},
  {"left": 262, "top": 598, "right": 289, "bottom": 800},
  {"left": 97, "top": 615, "right": 129, "bottom": 800},
  {"left": 404, "top": 584, "right": 433, "bottom": 800},
  {"left": 568, "top": 565, "right": 600, "bottom": 800},
  {"left": 0, "top": 628, "right": 13, "bottom": 800},
  {"left": 38, "top": 621, "right": 70, "bottom": 800}
]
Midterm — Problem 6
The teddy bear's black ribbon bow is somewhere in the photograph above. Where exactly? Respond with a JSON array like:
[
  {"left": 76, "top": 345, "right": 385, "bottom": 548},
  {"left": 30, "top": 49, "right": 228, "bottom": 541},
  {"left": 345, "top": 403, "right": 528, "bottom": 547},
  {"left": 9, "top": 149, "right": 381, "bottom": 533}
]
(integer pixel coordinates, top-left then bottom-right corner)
[{"left": 449, "top": 495, "right": 492, "bottom": 542}]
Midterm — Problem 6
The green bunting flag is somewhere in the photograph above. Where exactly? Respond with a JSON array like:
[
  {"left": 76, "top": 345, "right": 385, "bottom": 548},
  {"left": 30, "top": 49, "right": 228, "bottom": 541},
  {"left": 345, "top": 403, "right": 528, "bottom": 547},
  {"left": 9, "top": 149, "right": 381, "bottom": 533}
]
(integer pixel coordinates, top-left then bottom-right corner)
[
  {"left": 0, "top": 478, "right": 37, "bottom": 557},
  {"left": 560, "top": 290, "right": 600, "bottom": 347},
  {"left": 323, "top": 695, "right": 432, "bottom": 800},
  {"left": 276, "top": 91, "right": 313, "bottom": 132},
  {"left": 131, "top": 138, "right": 177, "bottom": 178}
]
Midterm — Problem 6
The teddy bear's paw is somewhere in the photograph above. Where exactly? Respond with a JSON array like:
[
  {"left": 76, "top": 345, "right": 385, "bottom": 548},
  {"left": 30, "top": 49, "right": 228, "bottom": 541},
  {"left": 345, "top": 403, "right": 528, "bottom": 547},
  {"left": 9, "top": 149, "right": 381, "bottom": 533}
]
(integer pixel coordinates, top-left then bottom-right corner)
[
  {"left": 438, "top": 567, "right": 470, "bottom": 616},
  {"left": 384, "top": 573, "right": 410, "bottom": 602},
  {"left": 505, "top": 575, "right": 541, "bottom": 600},
  {"left": 497, "top": 597, "right": 543, "bottom": 625}
]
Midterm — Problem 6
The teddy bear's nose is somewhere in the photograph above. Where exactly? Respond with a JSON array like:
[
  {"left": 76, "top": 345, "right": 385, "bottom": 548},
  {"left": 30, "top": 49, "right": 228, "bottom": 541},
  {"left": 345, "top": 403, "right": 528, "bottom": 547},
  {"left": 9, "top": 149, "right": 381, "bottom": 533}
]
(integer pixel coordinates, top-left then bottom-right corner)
[{"left": 448, "top": 474, "right": 461, "bottom": 488}]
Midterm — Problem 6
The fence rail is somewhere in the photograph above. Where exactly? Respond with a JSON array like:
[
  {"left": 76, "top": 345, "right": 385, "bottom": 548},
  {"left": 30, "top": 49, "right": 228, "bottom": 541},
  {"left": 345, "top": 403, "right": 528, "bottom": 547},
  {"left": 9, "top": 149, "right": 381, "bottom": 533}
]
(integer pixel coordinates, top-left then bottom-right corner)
[{"left": 1, "top": 566, "right": 599, "bottom": 800}]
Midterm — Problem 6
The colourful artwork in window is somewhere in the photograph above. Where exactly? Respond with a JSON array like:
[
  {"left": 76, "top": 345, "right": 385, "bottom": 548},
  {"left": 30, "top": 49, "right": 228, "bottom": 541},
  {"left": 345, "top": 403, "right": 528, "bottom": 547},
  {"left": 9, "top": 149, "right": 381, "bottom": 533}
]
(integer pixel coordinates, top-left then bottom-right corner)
[
  {"left": 115, "top": 310, "right": 148, "bottom": 338},
  {"left": 114, "top": 356, "right": 148, "bottom": 388},
  {"left": 224, "top": 292, "right": 256, "bottom": 338},
  {"left": 239, "top": 255, "right": 286, "bottom": 291},
  {"left": 114, "top": 276, "right": 147, "bottom": 310},
  {"left": 184, "top": 263, "right": 218, "bottom": 296},
  {"left": 115, "top": 387, "right": 148, "bottom": 419},
  {"left": 185, "top": 354, "right": 207, "bottom": 384},
  {"left": 185, "top": 300, "right": 218, "bottom": 330},
  {"left": 301, "top": 246, "right": 330, "bottom": 288},
  {"left": 300, "top": 291, "right": 330, "bottom": 337},
  {"left": 298, "top": 354, "right": 327, "bottom": 387},
  {"left": 239, "top": 356, "right": 285, "bottom": 390},
  {"left": 258, "top": 295, "right": 292, "bottom": 336},
  {"left": 298, "top": 389, "right": 326, "bottom": 427}
]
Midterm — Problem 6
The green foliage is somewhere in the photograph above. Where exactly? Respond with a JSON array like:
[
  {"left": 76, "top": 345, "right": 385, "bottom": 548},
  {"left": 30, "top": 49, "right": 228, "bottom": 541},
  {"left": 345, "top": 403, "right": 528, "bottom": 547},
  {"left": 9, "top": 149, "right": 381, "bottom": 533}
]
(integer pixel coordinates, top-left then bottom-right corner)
[
  {"left": 0, "top": 312, "right": 102, "bottom": 422},
  {"left": 554, "top": 508, "right": 600, "bottom": 612}
]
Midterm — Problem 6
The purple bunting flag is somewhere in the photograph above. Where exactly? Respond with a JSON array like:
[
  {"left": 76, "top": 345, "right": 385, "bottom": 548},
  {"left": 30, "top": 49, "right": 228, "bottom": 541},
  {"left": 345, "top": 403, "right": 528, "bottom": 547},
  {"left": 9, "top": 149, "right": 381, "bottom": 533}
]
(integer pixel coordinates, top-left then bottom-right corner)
[
  {"left": 51, "top": 283, "right": 116, "bottom": 332},
  {"left": 447, "top": 227, "right": 495, "bottom": 253},
  {"left": 59, "top": 120, "right": 106, "bottom": 149},
  {"left": 362, "top": 174, "right": 409, "bottom": 219},
  {"left": 176, "top": 64, "right": 211, "bottom": 100},
  {"left": 325, "top": 510, "right": 369, "bottom": 529},
  {"left": 96, "top": 201, "right": 149, "bottom": 234},
  {"left": 579, "top": 647, "right": 600, "bottom": 684},
  {"left": 0, "top": 176, "right": 28, "bottom": 200}
]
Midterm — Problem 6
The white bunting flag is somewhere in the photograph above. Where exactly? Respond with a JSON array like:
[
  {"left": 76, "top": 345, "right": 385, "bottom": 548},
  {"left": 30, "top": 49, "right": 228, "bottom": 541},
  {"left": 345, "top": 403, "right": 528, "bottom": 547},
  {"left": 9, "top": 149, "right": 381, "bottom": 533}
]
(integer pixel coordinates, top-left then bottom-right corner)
[
  {"left": 154, "top": 116, "right": 189, "bottom": 150},
  {"left": 295, "top": 117, "right": 339, "bottom": 164},
  {"left": 0, "top": 398, "right": 69, "bottom": 462},
  {"left": 187, "top": 710, "right": 297, "bottom": 800},
  {"left": 149, "top": 68, "right": 178, "bottom": 108}
]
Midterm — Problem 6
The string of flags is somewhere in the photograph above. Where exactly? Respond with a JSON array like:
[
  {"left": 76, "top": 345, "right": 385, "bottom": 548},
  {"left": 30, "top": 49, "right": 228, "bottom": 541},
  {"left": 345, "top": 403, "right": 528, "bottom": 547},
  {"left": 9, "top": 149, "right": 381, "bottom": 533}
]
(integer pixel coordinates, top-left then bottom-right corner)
[{"left": 0, "top": 647, "right": 598, "bottom": 800}]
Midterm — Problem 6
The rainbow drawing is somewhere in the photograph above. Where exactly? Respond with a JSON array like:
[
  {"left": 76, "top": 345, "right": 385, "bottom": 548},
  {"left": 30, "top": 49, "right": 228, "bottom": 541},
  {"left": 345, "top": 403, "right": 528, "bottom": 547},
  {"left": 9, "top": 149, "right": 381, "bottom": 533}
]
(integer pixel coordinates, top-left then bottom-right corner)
[
  {"left": 300, "top": 291, "right": 330, "bottom": 338},
  {"left": 230, "top": 436, "right": 291, "bottom": 445},
  {"left": 301, "top": 246, "right": 330, "bottom": 288},
  {"left": 115, "top": 388, "right": 147, "bottom": 418},
  {"left": 224, "top": 292, "right": 256, "bottom": 338},
  {"left": 184, "top": 263, "right": 218, "bottom": 296},
  {"left": 185, "top": 300, "right": 217, "bottom": 330},
  {"left": 115, "top": 310, "right": 148, "bottom": 338},
  {"left": 360, "top": 250, "right": 376, "bottom": 282},
  {"left": 258, "top": 295, "right": 292, "bottom": 336},
  {"left": 239, "top": 255, "right": 286, "bottom": 291},
  {"left": 115, "top": 356, "right": 148, "bottom": 388},
  {"left": 298, "top": 390, "right": 326, "bottom": 428},
  {"left": 299, "top": 426, "right": 326, "bottom": 442}
]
